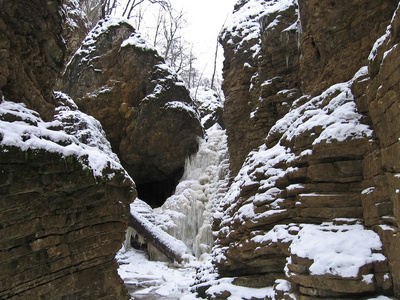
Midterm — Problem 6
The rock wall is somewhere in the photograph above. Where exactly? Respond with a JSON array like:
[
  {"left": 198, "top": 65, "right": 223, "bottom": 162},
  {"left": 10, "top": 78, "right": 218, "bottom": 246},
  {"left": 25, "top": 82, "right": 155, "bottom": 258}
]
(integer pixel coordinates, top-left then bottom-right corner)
[
  {"left": 356, "top": 3, "right": 400, "bottom": 294},
  {"left": 61, "top": 0, "right": 92, "bottom": 63},
  {"left": 220, "top": 0, "right": 301, "bottom": 176},
  {"left": 298, "top": 0, "right": 396, "bottom": 95},
  {"left": 0, "top": 1, "right": 135, "bottom": 299},
  {"left": 62, "top": 18, "right": 203, "bottom": 205},
  {"left": 0, "top": 146, "right": 134, "bottom": 299},
  {"left": 0, "top": 0, "right": 65, "bottom": 120},
  {"left": 211, "top": 0, "right": 400, "bottom": 298}
]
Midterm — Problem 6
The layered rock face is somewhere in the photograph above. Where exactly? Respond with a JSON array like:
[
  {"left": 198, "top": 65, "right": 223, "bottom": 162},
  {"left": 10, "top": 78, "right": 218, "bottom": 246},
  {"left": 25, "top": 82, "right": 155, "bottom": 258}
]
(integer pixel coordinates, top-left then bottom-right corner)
[
  {"left": 221, "top": 0, "right": 301, "bottom": 176},
  {"left": 62, "top": 18, "right": 203, "bottom": 206},
  {"left": 0, "top": 143, "right": 134, "bottom": 299},
  {"left": 357, "top": 4, "right": 400, "bottom": 295},
  {"left": 0, "top": 2, "right": 135, "bottom": 299},
  {"left": 298, "top": 0, "right": 396, "bottom": 95},
  {"left": 213, "top": 0, "right": 400, "bottom": 298},
  {"left": 0, "top": 0, "right": 65, "bottom": 120}
]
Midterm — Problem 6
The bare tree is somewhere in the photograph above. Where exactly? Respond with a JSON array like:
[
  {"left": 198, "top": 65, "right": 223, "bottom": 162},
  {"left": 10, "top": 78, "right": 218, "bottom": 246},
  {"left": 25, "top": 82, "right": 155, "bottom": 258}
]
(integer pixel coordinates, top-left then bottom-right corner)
[
  {"left": 160, "top": 9, "right": 185, "bottom": 60},
  {"left": 77, "top": 0, "right": 211, "bottom": 91},
  {"left": 211, "top": 16, "right": 229, "bottom": 90},
  {"left": 122, "top": 0, "right": 170, "bottom": 19}
]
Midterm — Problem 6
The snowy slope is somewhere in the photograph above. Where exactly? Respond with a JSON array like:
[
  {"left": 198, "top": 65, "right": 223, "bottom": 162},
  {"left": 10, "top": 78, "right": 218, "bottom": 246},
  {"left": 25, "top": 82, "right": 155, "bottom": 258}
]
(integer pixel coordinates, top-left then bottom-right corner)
[{"left": 0, "top": 92, "right": 130, "bottom": 180}]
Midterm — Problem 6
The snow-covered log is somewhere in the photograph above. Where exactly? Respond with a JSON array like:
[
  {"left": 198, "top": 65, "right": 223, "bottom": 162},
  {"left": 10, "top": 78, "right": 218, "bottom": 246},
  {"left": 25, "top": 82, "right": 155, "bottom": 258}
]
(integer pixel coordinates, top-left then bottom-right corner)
[{"left": 128, "top": 211, "right": 190, "bottom": 263}]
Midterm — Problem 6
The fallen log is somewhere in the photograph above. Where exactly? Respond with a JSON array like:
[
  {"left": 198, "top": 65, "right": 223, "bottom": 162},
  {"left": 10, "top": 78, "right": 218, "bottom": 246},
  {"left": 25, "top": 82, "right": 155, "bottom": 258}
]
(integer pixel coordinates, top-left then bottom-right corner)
[{"left": 128, "top": 211, "right": 190, "bottom": 263}]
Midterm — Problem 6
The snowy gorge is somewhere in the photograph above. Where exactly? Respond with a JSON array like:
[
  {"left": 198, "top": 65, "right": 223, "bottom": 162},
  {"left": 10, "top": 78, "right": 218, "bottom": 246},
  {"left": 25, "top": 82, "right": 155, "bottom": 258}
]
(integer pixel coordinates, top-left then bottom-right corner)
[{"left": 1, "top": 0, "right": 400, "bottom": 299}]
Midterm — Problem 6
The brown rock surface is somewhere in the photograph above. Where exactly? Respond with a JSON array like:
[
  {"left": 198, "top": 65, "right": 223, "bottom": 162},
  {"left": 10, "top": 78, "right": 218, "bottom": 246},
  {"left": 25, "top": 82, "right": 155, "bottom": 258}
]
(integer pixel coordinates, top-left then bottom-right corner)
[
  {"left": 0, "top": 147, "right": 134, "bottom": 299},
  {"left": 354, "top": 2, "right": 400, "bottom": 295},
  {"left": 61, "top": 0, "right": 92, "bottom": 63},
  {"left": 0, "top": 0, "right": 65, "bottom": 120},
  {"left": 220, "top": 0, "right": 301, "bottom": 176},
  {"left": 62, "top": 18, "right": 203, "bottom": 200},
  {"left": 298, "top": 0, "right": 397, "bottom": 96},
  {"left": 209, "top": 0, "right": 400, "bottom": 298},
  {"left": 0, "top": 2, "right": 136, "bottom": 299}
]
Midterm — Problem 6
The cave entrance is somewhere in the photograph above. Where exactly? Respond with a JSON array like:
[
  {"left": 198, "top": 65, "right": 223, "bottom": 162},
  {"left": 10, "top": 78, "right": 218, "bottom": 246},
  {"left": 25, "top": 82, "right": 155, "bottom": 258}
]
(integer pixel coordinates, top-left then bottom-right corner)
[{"left": 135, "top": 168, "right": 184, "bottom": 208}]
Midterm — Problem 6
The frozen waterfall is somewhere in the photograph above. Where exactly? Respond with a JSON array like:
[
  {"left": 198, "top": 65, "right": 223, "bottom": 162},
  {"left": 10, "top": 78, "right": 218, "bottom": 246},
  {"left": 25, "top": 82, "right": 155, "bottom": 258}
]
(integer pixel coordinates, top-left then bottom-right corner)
[{"left": 154, "top": 124, "right": 230, "bottom": 258}]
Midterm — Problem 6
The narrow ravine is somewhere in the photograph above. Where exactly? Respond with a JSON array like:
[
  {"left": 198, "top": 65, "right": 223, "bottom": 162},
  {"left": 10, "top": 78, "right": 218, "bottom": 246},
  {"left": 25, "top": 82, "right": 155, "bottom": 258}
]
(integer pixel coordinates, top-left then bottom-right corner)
[{"left": 116, "top": 88, "right": 229, "bottom": 299}]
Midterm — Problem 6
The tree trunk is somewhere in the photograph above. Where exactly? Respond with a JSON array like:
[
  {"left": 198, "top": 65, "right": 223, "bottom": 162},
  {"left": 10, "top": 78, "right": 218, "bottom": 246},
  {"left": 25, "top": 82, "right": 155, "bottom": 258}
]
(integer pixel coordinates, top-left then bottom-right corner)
[{"left": 128, "top": 212, "right": 189, "bottom": 263}]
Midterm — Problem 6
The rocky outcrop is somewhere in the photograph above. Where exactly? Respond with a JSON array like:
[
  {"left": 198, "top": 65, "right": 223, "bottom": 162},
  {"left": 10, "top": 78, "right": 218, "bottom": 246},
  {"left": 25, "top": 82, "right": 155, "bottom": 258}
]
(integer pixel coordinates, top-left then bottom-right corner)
[
  {"left": 355, "top": 3, "right": 400, "bottom": 295},
  {"left": 0, "top": 150, "right": 133, "bottom": 299},
  {"left": 220, "top": 0, "right": 301, "bottom": 176},
  {"left": 0, "top": 93, "right": 136, "bottom": 300},
  {"left": 62, "top": 17, "right": 203, "bottom": 206},
  {"left": 0, "top": 2, "right": 135, "bottom": 299},
  {"left": 61, "top": 0, "right": 92, "bottom": 63},
  {"left": 298, "top": 0, "right": 396, "bottom": 95},
  {"left": 206, "top": 0, "right": 400, "bottom": 299},
  {"left": 0, "top": 0, "right": 65, "bottom": 120}
]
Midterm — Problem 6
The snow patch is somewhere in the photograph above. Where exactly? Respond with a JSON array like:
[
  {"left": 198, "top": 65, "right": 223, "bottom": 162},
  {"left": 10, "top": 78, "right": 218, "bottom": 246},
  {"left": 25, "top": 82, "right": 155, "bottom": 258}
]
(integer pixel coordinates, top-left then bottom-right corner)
[
  {"left": 289, "top": 223, "right": 385, "bottom": 277},
  {"left": 0, "top": 93, "right": 129, "bottom": 179}
]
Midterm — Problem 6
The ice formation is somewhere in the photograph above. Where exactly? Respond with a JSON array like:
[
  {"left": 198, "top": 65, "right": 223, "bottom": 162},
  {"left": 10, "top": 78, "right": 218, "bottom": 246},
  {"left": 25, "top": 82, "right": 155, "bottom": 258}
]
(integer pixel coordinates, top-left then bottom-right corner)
[{"left": 155, "top": 123, "right": 230, "bottom": 258}]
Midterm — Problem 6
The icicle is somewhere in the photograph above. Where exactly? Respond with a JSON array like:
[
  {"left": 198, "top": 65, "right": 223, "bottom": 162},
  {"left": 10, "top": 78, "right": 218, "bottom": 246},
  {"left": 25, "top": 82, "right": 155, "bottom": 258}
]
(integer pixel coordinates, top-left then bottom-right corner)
[{"left": 123, "top": 226, "right": 135, "bottom": 250}]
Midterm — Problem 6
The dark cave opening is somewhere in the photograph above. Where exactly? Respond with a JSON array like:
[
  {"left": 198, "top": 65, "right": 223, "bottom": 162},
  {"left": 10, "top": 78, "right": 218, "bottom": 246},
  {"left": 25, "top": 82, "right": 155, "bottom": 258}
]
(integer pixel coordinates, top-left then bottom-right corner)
[{"left": 135, "top": 168, "right": 184, "bottom": 208}]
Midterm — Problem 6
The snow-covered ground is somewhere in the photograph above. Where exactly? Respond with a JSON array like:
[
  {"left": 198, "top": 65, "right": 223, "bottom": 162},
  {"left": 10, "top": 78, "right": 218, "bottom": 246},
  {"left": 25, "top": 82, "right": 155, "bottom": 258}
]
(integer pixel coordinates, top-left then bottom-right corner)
[
  {"left": 116, "top": 246, "right": 199, "bottom": 299},
  {"left": 116, "top": 246, "right": 277, "bottom": 300}
]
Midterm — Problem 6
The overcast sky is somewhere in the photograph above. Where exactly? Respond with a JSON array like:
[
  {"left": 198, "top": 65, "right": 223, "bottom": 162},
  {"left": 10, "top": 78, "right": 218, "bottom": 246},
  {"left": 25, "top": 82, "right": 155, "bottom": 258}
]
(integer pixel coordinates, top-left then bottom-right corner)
[
  {"left": 115, "top": 0, "right": 237, "bottom": 80},
  {"left": 171, "top": 0, "right": 237, "bottom": 78}
]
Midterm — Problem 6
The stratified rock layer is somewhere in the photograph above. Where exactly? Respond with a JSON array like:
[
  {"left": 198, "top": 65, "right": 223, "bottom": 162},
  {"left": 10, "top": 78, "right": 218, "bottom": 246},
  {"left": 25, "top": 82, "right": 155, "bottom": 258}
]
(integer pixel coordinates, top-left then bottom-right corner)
[
  {"left": 212, "top": 0, "right": 400, "bottom": 298},
  {"left": 62, "top": 18, "right": 203, "bottom": 188},
  {"left": 0, "top": 147, "right": 134, "bottom": 299},
  {"left": 0, "top": 0, "right": 65, "bottom": 120},
  {"left": 0, "top": 2, "right": 135, "bottom": 299},
  {"left": 357, "top": 3, "right": 400, "bottom": 294},
  {"left": 221, "top": 0, "right": 301, "bottom": 176}
]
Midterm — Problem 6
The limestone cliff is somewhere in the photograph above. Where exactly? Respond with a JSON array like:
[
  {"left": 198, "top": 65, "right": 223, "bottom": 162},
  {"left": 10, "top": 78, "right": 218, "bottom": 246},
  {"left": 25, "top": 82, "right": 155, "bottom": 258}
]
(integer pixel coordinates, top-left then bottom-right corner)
[
  {"left": 0, "top": 0, "right": 64, "bottom": 120},
  {"left": 221, "top": 0, "right": 301, "bottom": 176},
  {"left": 205, "top": 0, "right": 400, "bottom": 299},
  {"left": 62, "top": 17, "right": 203, "bottom": 207},
  {"left": 61, "top": 0, "right": 92, "bottom": 63},
  {"left": 0, "top": 1, "right": 135, "bottom": 299}
]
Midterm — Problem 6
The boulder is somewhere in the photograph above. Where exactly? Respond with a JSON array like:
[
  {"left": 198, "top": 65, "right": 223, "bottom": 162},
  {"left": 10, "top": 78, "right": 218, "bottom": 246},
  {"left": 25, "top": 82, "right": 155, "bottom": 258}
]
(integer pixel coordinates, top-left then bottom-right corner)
[{"left": 62, "top": 18, "right": 203, "bottom": 205}]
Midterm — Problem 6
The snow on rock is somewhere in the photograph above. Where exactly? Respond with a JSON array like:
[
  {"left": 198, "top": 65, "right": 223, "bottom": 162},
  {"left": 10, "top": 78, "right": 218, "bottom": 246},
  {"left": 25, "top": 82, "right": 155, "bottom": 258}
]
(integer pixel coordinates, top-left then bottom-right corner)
[
  {"left": 190, "top": 86, "right": 224, "bottom": 128},
  {"left": 216, "top": 68, "right": 374, "bottom": 229},
  {"left": 205, "top": 277, "right": 274, "bottom": 300},
  {"left": 67, "top": 15, "right": 156, "bottom": 70},
  {"left": 207, "top": 66, "right": 384, "bottom": 297},
  {"left": 268, "top": 66, "right": 373, "bottom": 145},
  {"left": 0, "top": 93, "right": 130, "bottom": 179},
  {"left": 222, "top": 0, "right": 297, "bottom": 56},
  {"left": 288, "top": 223, "right": 385, "bottom": 278}
]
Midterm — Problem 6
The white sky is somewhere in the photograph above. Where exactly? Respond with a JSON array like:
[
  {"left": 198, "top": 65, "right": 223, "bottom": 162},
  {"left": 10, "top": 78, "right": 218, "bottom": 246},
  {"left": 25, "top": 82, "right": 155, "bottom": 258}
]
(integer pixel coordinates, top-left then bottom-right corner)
[
  {"left": 115, "top": 0, "right": 237, "bottom": 79},
  {"left": 170, "top": 0, "right": 237, "bottom": 78}
]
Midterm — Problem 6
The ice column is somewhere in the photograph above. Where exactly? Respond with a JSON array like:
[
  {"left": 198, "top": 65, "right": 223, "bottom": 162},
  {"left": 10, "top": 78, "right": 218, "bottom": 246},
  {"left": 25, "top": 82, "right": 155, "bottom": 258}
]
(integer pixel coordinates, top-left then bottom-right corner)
[{"left": 155, "top": 124, "right": 230, "bottom": 258}]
